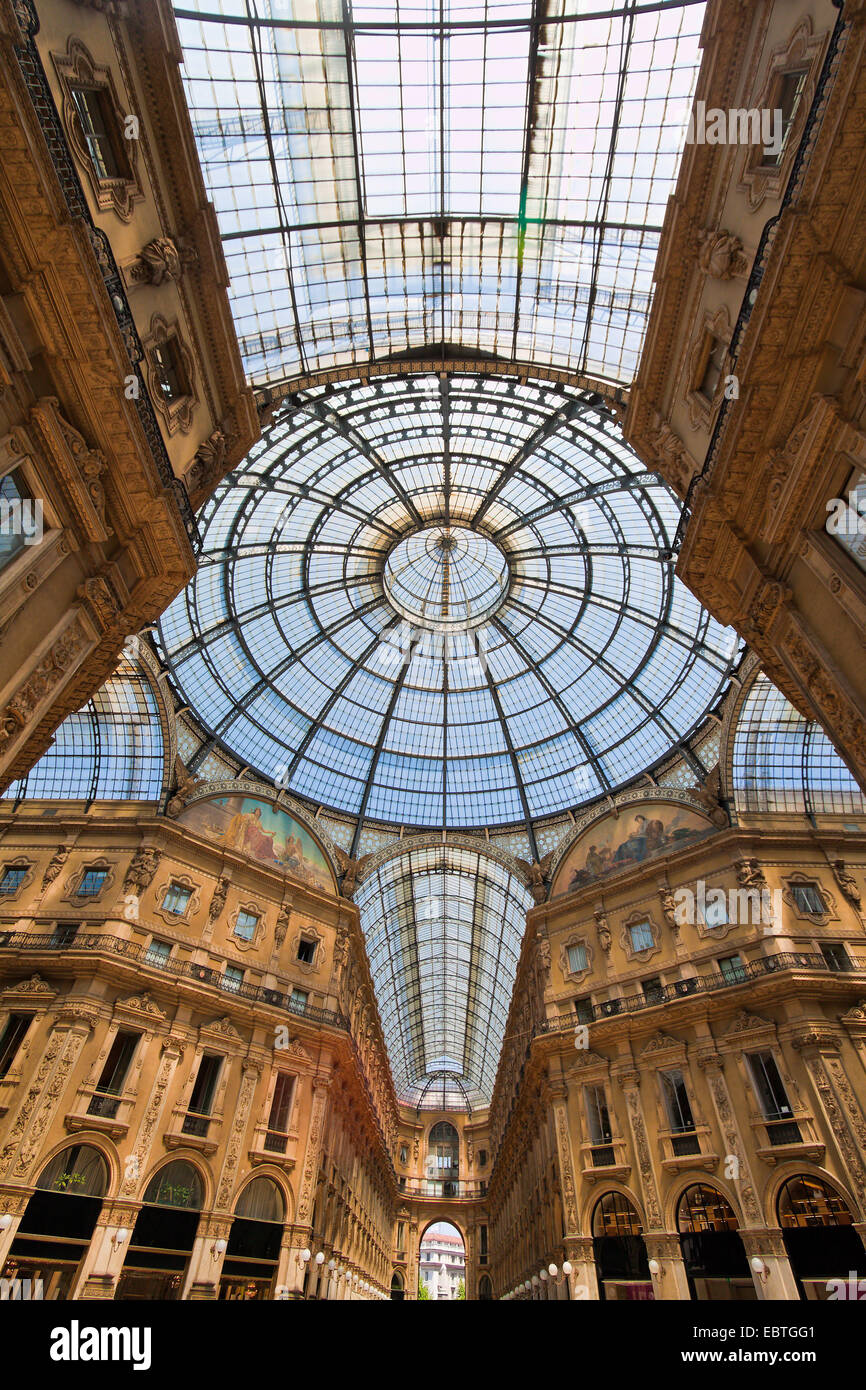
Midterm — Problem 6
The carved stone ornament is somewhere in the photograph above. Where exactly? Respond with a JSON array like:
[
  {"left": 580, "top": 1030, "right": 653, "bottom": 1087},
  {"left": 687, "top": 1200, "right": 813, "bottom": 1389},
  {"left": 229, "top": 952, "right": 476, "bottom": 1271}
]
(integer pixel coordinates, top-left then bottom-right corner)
[
  {"left": 697, "top": 228, "right": 749, "bottom": 280},
  {"left": 119, "top": 992, "right": 167, "bottom": 1020},
  {"left": 208, "top": 875, "right": 230, "bottom": 924},
  {"left": 41, "top": 847, "right": 70, "bottom": 892},
  {"left": 139, "top": 237, "right": 183, "bottom": 285},
  {"left": 691, "top": 765, "right": 728, "bottom": 827},
  {"left": 165, "top": 755, "right": 203, "bottom": 818},
  {"left": 202, "top": 1017, "right": 241, "bottom": 1041},
  {"left": 0, "top": 619, "right": 88, "bottom": 750},
  {"left": 185, "top": 424, "right": 234, "bottom": 507},
  {"left": 833, "top": 860, "right": 862, "bottom": 910},
  {"left": 4, "top": 973, "right": 53, "bottom": 995},
  {"left": 725, "top": 1008, "right": 772, "bottom": 1036},
  {"left": 594, "top": 907, "right": 612, "bottom": 954}
]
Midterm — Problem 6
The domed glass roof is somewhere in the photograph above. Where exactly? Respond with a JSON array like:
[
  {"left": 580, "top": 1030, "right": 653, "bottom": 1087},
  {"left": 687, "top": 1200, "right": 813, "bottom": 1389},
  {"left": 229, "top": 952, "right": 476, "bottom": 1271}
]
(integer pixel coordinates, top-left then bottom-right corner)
[{"left": 157, "top": 372, "right": 739, "bottom": 837}]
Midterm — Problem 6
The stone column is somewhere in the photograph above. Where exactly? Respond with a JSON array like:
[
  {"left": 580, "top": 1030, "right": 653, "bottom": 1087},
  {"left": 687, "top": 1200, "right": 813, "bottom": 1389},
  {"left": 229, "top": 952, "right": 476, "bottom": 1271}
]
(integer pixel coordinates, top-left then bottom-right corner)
[
  {"left": 72, "top": 1199, "right": 142, "bottom": 1299},
  {"left": 0, "top": 1187, "right": 30, "bottom": 1269},
  {"left": 791, "top": 1028, "right": 866, "bottom": 1219},
  {"left": 181, "top": 1213, "right": 232, "bottom": 1300},
  {"left": 644, "top": 1232, "right": 691, "bottom": 1301},
  {"left": 563, "top": 1235, "right": 599, "bottom": 1301},
  {"left": 739, "top": 1229, "right": 800, "bottom": 1301}
]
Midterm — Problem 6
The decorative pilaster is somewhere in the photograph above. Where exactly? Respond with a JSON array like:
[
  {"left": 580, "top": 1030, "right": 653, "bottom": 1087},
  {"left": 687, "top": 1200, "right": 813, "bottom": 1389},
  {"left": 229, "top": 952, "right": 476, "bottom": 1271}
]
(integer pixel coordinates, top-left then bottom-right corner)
[
  {"left": 696, "top": 1048, "right": 763, "bottom": 1227},
  {"left": 615, "top": 1066, "right": 663, "bottom": 1229},
  {"left": 791, "top": 1029, "right": 866, "bottom": 1218}
]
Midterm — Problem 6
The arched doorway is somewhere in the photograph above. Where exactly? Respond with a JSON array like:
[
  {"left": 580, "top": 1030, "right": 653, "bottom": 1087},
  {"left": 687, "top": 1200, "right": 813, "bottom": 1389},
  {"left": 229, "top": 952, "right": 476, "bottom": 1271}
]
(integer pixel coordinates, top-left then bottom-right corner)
[
  {"left": 478, "top": 1273, "right": 493, "bottom": 1300},
  {"left": 219, "top": 1177, "right": 285, "bottom": 1300},
  {"left": 419, "top": 1222, "right": 465, "bottom": 1300},
  {"left": 426, "top": 1123, "right": 459, "bottom": 1197},
  {"left": 116, "top": 1160, "right": 204, "bottom": 1300},
  {"left": 677, "top": 1184, "right": 756, "bottom": 1301},
  {"left": 390, "top": 1271, "right": 405, "bottom": 1301},
  {"left": 591, "top": 1192, "right": 653, "bottom": 1301},
  {"left": 2, "top": 1143, "right": 108, "bottom": 1298},
  {"left": 778, "top": 1174, "right": 865, "bottom": 1300}
]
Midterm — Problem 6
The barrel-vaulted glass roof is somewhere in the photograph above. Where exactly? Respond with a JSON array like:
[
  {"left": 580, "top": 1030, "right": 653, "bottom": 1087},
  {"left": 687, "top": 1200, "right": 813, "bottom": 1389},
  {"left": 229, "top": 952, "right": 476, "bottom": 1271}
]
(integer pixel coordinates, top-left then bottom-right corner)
[
  {"left": 355, "top": 844, "right": 532, "bottom": 1107},
  {"left": 156, "top": 372, "right": 740, "bottom": 846},
  {"left": 173, "top": 0, "right": 705, "bottom": 387}
]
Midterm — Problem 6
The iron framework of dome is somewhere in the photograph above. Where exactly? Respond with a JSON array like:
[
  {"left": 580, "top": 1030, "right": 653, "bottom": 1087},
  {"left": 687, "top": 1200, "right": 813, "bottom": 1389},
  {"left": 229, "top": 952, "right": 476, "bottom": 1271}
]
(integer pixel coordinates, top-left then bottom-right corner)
[{"left": 156, "top": 372, "right": 741, "bottom": 848}]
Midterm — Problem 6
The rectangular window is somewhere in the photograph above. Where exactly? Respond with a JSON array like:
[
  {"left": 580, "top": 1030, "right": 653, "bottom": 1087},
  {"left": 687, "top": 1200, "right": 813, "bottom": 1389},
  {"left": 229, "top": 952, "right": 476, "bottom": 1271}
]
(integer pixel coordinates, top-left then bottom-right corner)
[
  {"left": 77, "top": 867, "right": 108, "bottom": 898},
  {"left": 747, "top": 1051, "right": 793, "bottom": 1120},
  {"left": 264, "top": 1073, "right": 295, "bottom": 1152},
  {"left": 0, "top": 470, "right": 37, "bottom": 572},
  {"left": 71, "top": 84, "right": 128, "bottom": 180},
  {"left": 161, "top": 882, "right": 192, "bottom": 916},
  {"left": 0, "top": 1013, "right": 32, "bottom": 1079},
  {"left": 574, "top": 997, "right": 593, "bottom": 1025},
  {"left": 628, "top": 921, "right": 654, "bottom": 953},
  {"left": 760, "top": 68, "right": 808, "bottom": 168},
  {"left": 821, "top": 943, "right": 851, "bottom": 973},
  {"left": 222, "top": 964, "right": 243, "bottom": 993},
  {"left": 567, "top": 942, "right": 587, "bottom": 973},
  {"left": 660, "top": 1069, "right": 695, "bottom": 1132},
  {"left": 184, "top": 1053, "right": 222, "bottom": 1131},
  {"left": 0, "top": 866, "right": 27, "bottom": 896},
  {"left": 150, "top": 337, "right": 190, "bottom": 404},
  {"left": 88, "top": 1030, "right": 139, "bottom": 1117},
  {"left": 697, "top": 333, "right": 727, "bottom": 401},
  {"left": 584, "top": 1084, "right": 612, "bottom": 1145},
  {"left": 701, "top": 895, "right": 729, "bottom": 929},
  {"left": 144, "top": 939, "right": 171, "bottom": 968},
  {"left": 792, "top": 883, "right": 825, "bottom": 915},
  {"left": 289, "top": 988, "right": 308, "bottom": 1012},
  {"left": 718, "top": 953, "right": 746, "bottom": 984},
  {"left": 51, "top": 921, "right": 79, "bottom": 948},
  {"left": 297, "top": 938, "right": 316, "bottom": 964},
  {"left": 234, "top": 910, "right": 259, "bottom": 942},
  {"left": 642, "top": 976, "right": 664, "bottom": 1005}
]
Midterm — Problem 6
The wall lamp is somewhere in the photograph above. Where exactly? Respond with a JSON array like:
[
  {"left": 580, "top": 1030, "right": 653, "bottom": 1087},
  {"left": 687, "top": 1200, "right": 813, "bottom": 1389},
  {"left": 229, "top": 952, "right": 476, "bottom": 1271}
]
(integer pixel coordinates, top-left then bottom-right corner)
[
  {"left": 296, "top": 1248, "right": 326, "bottom": 1269},
  {"left": 547, "top": 1261, "right": 573, "bottom": 1287},
  {"left": 110, "top": 1227, "right": 129, "bottom": 1251},
  {"left": 0, "top": 1213, "right": 13, "bottom": 1233},
  {"left": 211, "top": 1237, "right": 227, "bottom": 1261},
  {"left": 750, "top": 1256, "right": 770, "bottom": 1284},
  {"left": 648, "top": 1258, "right": 665, "bottom": 1279}
]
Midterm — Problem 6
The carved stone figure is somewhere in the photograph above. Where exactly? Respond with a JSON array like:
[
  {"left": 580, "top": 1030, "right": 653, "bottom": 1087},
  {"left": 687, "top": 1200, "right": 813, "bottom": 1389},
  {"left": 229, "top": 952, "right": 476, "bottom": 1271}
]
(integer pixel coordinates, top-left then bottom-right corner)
[
  {"left": 165, "top": 755, "right": 202, "bottom": 818},
  {"left": 833, "top": 860, "right": 862, "bottom": 910},
  {"left": 691, "top": 764, "right": 728, "bottom": 827},
  {"left": 697, "top": 228, "right": 749, "bottom": 280},
  {"left": 736, "top": 858, "right": 766, "bottom": 891},
  {"left": 123, "top": 847, "right": 160, "bottom": 894},
  {"left": 594, "top": 907, "right": 612, "bottom": 954},
  {"left": 41, "top": 847, "right": 70, "bottom": 891},
  {"left": 140, "top": 236, "right": 183, "bottom": 285},
  {"left": 208, "top": 875, "right": 230, "bottom": 924},
  {"left": 274, "top": 904, "right": 291, "bottom": 948}
]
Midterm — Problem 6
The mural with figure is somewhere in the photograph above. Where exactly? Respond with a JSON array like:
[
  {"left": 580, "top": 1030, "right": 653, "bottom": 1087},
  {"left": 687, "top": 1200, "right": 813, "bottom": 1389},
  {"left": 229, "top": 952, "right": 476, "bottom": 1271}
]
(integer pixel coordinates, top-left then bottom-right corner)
[
  {"left": 178, "top": 795, "right": 334, "bottom": 893},
  {"left": 552, "top": 801, "right": 715, "bottom": 897}
]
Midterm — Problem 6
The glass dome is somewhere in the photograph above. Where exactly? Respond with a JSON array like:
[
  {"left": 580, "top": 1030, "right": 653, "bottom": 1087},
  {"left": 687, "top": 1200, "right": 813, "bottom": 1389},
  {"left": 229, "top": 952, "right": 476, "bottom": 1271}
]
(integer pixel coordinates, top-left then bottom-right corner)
[{"left": 156, "top": 372, "right": 740, "bottom": 836}]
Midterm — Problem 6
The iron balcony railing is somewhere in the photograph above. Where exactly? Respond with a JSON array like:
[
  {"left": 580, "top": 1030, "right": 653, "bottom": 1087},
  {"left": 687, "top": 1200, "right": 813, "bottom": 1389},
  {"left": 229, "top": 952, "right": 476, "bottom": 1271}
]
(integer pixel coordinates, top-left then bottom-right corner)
[
  {"left": 0, "top": 931, "right": 349, "bottom": 1031},
  {"left": 398, "top": 1178, "right": 488, "bottom": 1200},
  {"left": 538, "top": 951, "right": 865, "bottom": 1036}
]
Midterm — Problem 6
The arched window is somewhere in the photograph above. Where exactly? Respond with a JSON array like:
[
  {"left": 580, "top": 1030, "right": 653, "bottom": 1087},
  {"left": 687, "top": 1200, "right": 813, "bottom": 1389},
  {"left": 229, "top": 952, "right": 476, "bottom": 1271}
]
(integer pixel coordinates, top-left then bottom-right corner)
[
  {"left": 5, "top": 657, "right": 166, "bottom": 804},
  {"left": 677, "top": 1185, "right": 740, "bottom": 1234},
  {"left": 478, "top": 1273, "right": 493, "bottom": 1301},
  {"left": 592, "top": 1191, "right": 642, "bottom": 1238},
  {"left": 143, "top": 1160, "right": 203, "bottom": 1210},
  {"left": 428, "top": 1122, "right": 459, "bottom": 1177},
  {"left": 778, "top": 1175, "right": 854, "bottom": 1228},
  {"left": 234, "top": 1177, "right": 284, "bottom": 1224},
  {"left": 35, "top": 1143, "right": 108, "bottom": 1198},
  {"left": 390, "top": 1272, "right": 405, "bottom": 1301},
  {"left": 732, "top": 674, "right": 866, "bottom": 816}
]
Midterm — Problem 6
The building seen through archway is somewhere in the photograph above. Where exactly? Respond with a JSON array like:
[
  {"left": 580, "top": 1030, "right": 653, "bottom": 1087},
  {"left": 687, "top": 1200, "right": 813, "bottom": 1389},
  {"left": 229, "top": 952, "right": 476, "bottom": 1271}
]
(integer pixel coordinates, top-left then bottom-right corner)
[{"left": 0, "top": 0, "right": 865, "bottom": 1318}]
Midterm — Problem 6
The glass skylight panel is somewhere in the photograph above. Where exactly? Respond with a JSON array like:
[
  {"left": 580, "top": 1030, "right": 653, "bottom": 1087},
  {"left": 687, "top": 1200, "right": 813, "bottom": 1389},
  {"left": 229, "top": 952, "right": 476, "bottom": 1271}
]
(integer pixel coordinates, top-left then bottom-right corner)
[
  {"left": 174, "top": 0, "right": 705, "bottom": 385},
  {"left": 158, "top": 373, "right": 738, "bottom": 835}
]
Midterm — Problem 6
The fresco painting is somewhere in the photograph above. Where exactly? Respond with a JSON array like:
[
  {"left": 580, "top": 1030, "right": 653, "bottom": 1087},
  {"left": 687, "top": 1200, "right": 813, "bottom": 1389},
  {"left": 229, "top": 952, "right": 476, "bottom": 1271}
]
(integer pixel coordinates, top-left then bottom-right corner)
[
  {"left": 179, "top": 795, "right": 333, "bottom": 892},
  {"left": 553, "top": 802, "right": 714, "bottom": 896}
]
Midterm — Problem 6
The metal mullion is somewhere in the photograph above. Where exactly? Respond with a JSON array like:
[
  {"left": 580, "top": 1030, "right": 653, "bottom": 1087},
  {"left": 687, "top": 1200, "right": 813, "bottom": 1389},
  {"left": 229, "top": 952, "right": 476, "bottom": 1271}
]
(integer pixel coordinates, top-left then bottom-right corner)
[
  {"left": 495, "top": 469, "right": 661, "bottom": 538},
  {"left": 510, "top": 0, "right": 541, "bottom": 361},
  {"left": 340, "top": 0, "right": 376, "bottom": 358}
]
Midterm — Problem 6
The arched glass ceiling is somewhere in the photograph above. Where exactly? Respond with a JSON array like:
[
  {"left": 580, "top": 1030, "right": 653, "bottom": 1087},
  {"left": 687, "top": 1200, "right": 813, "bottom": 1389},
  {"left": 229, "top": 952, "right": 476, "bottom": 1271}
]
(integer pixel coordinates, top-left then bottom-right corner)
[
  {"left": 156, "top": 372, "right": 741, "bottom": 840},
  {"left": 732, "top": 675, "right": 866, "bottom": 818},
  {"left": 354, "top": 844, "right": 532, "bottom": 1107},
  {"left": 173, "top": 0, "right": 705, "bottom": 388},
  {"left": 5, "top": 658, "right": 166, "bottom": 805}
]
